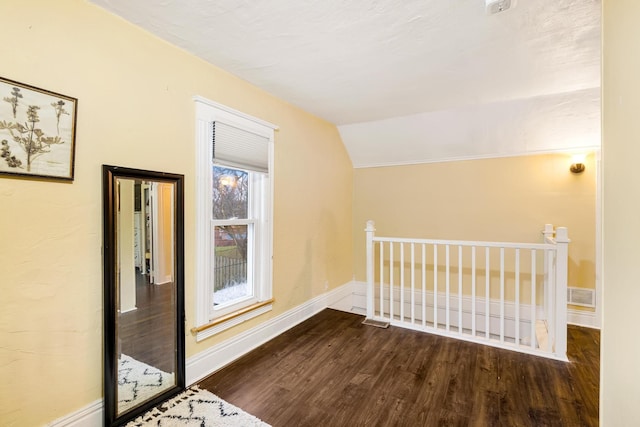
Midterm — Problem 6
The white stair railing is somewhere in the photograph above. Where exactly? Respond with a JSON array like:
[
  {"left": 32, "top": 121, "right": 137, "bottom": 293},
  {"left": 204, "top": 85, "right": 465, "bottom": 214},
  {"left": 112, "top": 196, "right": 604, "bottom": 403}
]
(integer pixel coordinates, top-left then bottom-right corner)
[{"left": 364, "top": 220, "right": 569, "bottom": 361}]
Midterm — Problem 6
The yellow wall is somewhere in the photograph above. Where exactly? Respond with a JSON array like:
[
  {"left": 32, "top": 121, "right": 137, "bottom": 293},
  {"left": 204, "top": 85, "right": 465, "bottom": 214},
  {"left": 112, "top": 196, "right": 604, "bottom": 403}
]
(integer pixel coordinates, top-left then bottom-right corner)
[
  {"left": 159, "top": 181, "right": 174, "bottom": 284},
  {"left": 0, "top": 1, "right": 353, "bottom": 425},
  {"left": 602, "top": 1, "right": 640, "bottom": 424},
  {"left": 353, "top": 153, "right": 597, "bottom": 302}
]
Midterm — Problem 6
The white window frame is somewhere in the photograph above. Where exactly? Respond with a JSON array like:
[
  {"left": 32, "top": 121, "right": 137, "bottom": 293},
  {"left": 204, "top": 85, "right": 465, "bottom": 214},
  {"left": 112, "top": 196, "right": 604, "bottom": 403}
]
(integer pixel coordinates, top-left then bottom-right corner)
[{"left": 194, "top": 96, "right": 276, "bottom": 341}]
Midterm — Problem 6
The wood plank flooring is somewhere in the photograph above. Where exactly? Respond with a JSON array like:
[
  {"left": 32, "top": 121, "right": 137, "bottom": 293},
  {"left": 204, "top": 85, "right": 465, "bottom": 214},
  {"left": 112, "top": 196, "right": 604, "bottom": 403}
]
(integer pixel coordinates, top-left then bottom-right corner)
[
  {"left": 198, "top": 309, "right": 599, "bottom": 427},
  {"left": 118, "top": 271, "right": 176, "bottom": 372}
]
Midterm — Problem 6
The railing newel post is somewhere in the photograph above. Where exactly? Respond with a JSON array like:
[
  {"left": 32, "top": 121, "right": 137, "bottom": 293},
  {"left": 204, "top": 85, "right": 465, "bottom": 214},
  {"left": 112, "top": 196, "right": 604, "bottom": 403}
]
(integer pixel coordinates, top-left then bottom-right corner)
[
  {"left": 541, "top": 223, "right": 554, "bottom": 325},
  {"left": 365, "top": 220, "right": 376, "bottom": 320},
  {"left": 553, "top": 227, "right": 570, "bottom": 360}
]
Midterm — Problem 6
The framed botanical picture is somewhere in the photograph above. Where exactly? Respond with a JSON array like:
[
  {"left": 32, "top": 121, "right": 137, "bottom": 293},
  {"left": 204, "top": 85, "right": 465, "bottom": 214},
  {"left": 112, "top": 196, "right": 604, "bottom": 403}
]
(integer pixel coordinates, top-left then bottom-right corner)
[{"left": 0, "top": 77, "right": 77, "bottom": 181}]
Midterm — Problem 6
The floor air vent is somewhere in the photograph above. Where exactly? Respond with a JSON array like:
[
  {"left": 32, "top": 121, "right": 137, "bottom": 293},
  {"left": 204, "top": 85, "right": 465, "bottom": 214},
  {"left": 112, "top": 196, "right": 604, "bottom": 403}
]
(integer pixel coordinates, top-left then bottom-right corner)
[
  {"left": 362, "top": 318, "right": 390, "bottom": 328},
  {"left": 567, "top": 287, "right": 595, "bottom": 307}
]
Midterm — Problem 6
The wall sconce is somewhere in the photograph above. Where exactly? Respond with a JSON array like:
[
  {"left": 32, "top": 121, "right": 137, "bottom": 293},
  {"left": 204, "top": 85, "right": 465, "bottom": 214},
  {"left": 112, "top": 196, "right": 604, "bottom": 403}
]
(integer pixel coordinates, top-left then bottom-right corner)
[{"left": 570, "top": 153, "right": 586, "bottom": 174}]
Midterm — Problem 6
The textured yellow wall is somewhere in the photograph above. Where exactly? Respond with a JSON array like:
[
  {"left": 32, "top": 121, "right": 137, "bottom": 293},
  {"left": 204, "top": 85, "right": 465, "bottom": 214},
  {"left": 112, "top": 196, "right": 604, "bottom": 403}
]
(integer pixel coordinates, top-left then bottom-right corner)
[
  {"left": 353, "top": 153, "right": 597, "bottom": 299},
  {"left": 0, "top": 1, "right": 353, "bottom": 425},
  {"left": 602, "top": 1, "right": 640, "bottom": 424}
]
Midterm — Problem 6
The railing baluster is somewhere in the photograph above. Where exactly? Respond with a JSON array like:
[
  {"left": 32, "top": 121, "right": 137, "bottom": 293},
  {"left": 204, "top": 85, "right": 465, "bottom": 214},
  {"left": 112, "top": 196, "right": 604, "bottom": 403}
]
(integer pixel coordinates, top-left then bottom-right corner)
[
  {"left": 390, "top": 242, "right": 394, "bottom": 322},
  {"left": 365, "top": 221, "right": 375, "bottom": 321},
  {"left": 422, "top": 243, "right": 426, "bottom": 328},
  {"left": 411, "top": 243, "right": 416, "bottom": 324},
  {"left": 500, "top": 247, "right": 505, "bottom": 343},
  {"left": 434, "top": 244, "right": 438, "bottom": 329},
  {"left": 485, "top": 247, "right": 490, "bottom": 339},
  {"left": 515, "top": 248, "right": 520, "bottom": 346},
  {"left": 400, "top": 243, "right": 405, "bottom": 322},
  {"left": 544, "top": 248, "right": 550, "bottom": 323},
  {"left": 547, "top": 248, "right": 555, "bottom": 352},
  {"left": 446, "top": 245, "right": 450, "bottom": 332},
  {"left": 472, "top": 246, "right": 476, "bottom": 337},
  {"left": 531, "top": 249, "right": 537, "bottom": 350},
  {"left": 553, "top": 227, "right": 569, "bottom": 359},
  {"left": 458, "top": 245, "right": 463, "bottom": 334},
  {"left": 379, "top": 242, "right": 384, "bottom": 318}
]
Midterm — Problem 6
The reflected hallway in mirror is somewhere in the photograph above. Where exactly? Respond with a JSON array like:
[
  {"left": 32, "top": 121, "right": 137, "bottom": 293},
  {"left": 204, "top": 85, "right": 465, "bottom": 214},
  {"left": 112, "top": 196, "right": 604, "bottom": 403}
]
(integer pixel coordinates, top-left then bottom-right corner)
[{"left": 103, "top": 165, "right": 185, "bottom": 427}]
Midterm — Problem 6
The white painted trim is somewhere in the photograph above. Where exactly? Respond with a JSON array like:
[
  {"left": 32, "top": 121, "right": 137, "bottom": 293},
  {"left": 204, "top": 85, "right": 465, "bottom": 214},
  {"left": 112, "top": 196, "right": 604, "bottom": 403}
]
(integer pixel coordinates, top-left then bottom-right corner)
[
  {"left": 186, "top": 282, "right": 354, "bottom": 385},
  {"left": 195, "top": 303, "right": 273, "bottom": 342},
  {"left": 46, "top": 399, "right": 102, "bottom": 427},
  {"left": 193, "top": 96, "right": 279, "bottom": 130},
  {"left": 154, "top": 275, "right": 173, "bottom": 285},
  {"left": 352, "top": 146, "right": 601, "bottom": 169},
  {"left": 327, "top": 281, "right": 358, "bottom": 313},
  {"left": 194, "top": 115, "right": 213, "bottom": 327},
  {"left": 594, "top": 148, "right": 602, "bottom": 328},
  {"left": 568, "top": 308, "right": 600, "bottom": 329},
  {"left": 194, "top": 98, "right": 275, "bottom": 328}
]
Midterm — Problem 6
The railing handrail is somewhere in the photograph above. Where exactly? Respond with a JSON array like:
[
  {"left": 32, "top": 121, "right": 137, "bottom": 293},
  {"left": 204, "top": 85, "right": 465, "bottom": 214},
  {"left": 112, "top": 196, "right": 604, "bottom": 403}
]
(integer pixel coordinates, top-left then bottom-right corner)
[{"left": 372, "top": 236, "right": 556, "bottom": 251}]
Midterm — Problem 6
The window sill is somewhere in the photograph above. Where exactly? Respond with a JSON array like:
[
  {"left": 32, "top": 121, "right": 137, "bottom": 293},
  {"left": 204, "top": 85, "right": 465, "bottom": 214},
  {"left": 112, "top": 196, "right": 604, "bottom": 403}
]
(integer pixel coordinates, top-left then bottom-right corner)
[{"left": 191, "top": 299, "right": 274, "bottom": 342}]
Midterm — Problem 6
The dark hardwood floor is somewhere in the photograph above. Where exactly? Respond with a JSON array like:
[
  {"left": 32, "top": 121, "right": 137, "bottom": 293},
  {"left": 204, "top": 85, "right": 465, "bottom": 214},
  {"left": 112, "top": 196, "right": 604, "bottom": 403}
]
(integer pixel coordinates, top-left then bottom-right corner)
[
  {"left": 118, "top": 270, "right": 176, "bottom": 372},
  {"left": 199, "top": 309, "right": 599, "bottom": 427}
]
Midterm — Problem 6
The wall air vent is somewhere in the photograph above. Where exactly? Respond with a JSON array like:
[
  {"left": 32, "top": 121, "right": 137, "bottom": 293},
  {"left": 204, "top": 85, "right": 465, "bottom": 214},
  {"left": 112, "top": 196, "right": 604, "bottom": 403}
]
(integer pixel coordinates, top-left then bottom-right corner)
[
  {"left": 567, "top": 287, "right": 596, "bottom": 308},
  {"left": 486, "top": 0, "right": 516, "bottom": 15}
]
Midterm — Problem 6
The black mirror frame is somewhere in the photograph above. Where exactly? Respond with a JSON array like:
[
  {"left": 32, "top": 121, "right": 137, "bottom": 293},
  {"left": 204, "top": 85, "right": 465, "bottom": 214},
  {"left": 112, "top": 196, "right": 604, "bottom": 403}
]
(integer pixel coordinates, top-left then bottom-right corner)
[{"left": 102, "top": 165, "right": 185, "bottom": 427}]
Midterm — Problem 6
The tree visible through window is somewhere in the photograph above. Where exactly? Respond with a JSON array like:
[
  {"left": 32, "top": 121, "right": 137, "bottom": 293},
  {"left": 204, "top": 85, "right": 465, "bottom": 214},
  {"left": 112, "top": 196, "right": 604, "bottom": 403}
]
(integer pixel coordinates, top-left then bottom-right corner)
[{"left": 212, "top": 166, "right": 253, "bottom": 307}]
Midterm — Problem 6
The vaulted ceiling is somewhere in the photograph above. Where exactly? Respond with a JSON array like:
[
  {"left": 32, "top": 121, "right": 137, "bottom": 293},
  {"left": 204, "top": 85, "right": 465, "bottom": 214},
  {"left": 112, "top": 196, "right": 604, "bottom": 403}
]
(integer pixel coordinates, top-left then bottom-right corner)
[{"left": 89, "top": 0, "right": 601, "bottom": 167}]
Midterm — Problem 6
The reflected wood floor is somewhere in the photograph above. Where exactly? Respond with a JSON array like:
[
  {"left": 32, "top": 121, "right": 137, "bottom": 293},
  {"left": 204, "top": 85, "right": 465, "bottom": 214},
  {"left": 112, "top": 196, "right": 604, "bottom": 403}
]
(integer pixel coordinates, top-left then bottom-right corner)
[
  {"left": 118, "top": 270, "right": 176, "bottom": 372},
  {"left": 199, "top": 309, "right": 599, "bottom": 427}
]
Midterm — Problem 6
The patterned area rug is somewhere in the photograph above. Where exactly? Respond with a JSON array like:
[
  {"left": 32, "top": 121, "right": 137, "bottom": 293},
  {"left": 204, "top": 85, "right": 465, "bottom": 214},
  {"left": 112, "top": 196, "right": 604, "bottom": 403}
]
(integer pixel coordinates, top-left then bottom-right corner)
[
  {"left": 125, "top": 387, "right": 270, "bottom": 427},
  {"left": 119, "top": 354, "right": 175, "bottom": 413}
]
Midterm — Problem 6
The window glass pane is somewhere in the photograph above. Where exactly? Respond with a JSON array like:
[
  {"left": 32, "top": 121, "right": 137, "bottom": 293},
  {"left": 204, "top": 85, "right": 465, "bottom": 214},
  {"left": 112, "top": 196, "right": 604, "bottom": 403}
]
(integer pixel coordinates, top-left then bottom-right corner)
[
  {"left": 213, "top": 224, "right": 251, "bottom": 307},
  {"left": 212, "top": 166, "right": 248, "bottom": 220}
]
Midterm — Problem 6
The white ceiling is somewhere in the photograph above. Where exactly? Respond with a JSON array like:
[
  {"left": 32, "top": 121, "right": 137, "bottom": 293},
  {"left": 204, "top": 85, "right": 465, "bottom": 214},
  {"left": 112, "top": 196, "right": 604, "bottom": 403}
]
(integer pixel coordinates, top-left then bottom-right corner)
[{"left": 89, "top": 0, "right": 601, "bottom": 167}]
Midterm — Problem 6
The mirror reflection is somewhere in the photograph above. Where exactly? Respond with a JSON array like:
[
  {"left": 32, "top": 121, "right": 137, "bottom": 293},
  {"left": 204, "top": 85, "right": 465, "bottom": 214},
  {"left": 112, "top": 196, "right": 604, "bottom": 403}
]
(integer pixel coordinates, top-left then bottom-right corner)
[
  {"left": 103, "top": 164, "right": 185, "bottom": 427},
  {"left": 115, "top": 178, "right": 177, "bottom": 415}
]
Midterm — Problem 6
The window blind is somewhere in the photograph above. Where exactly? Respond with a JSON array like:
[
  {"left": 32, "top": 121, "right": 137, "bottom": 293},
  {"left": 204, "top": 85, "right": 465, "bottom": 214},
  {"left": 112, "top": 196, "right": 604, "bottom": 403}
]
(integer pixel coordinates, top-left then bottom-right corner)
[{"left": 212, "top": 121, "right": 269, "bottom": 174}]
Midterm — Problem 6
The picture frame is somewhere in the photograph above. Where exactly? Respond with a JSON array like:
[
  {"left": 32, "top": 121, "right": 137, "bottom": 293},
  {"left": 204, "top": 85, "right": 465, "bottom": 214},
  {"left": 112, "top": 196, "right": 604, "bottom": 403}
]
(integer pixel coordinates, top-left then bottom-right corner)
[{"left": 0, "top": 77, "right": 77, "bottom": 181}]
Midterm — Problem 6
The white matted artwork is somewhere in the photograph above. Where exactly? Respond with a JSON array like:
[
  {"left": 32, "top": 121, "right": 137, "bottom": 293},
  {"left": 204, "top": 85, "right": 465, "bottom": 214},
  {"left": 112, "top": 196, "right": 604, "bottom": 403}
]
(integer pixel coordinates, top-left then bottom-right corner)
[{"left": 0, "top": 76, "right": 77, "bottom": 181}]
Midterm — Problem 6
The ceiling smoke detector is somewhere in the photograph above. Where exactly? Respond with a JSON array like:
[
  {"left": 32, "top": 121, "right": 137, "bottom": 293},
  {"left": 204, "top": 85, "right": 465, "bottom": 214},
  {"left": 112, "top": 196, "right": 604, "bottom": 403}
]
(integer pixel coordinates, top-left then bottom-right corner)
[{"left": 486, "top": 0, "right": 516, "bottom": 14}]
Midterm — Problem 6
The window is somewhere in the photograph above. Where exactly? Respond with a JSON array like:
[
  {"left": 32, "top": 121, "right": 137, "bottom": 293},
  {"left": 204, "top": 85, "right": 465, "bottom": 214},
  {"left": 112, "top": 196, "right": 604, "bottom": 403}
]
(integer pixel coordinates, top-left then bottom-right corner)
[{"left": 194, "top": 97, "right": 276, "bottom": 340}]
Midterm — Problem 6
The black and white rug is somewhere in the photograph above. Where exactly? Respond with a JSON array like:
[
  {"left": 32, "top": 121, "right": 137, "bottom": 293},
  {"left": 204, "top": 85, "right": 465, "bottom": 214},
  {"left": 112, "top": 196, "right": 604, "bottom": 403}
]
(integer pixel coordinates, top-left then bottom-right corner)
[
  {"left": 125, "top": 387, "right": 270, "bottom": 427},
  {"left": 119, "top": 354, "right": 175, "bottom": 413}
]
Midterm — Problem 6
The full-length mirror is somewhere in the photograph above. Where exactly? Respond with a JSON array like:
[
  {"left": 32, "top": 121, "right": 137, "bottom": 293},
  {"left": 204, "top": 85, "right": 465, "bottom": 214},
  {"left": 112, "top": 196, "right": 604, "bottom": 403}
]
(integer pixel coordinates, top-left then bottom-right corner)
[{"left": 103, "top": 165, "right": 185, "bottom": 426}]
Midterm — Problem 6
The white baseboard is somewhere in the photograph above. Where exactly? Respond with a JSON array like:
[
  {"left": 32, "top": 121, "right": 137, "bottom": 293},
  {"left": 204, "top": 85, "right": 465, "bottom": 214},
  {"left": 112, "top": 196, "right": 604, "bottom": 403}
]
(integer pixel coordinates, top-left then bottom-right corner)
[
  {"left": 47, "top": 282, "right": 355, "bottom": 427},
  {"left": 327, "top": 280, "right": 359, "bottom": 313},
  {"left": 46, "top": 399, "right": 102, "bottom": 427},
  {"left": 568, "top": 308, "right": 599, "bottom": 329}
]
